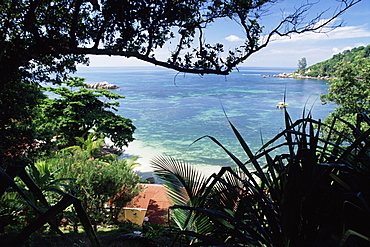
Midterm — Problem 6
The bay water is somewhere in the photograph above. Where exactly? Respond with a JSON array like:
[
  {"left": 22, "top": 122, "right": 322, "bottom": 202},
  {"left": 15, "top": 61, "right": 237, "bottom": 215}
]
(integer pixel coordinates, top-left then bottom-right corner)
[{"left": 76, "top": 66, "right": 334, "bottom": 177}]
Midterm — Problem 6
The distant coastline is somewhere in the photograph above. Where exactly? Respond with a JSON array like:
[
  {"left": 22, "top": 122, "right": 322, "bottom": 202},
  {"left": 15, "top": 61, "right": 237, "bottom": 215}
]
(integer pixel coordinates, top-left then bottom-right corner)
[{"left": 263, "top": 73, "right": 331, "bottom": 80}]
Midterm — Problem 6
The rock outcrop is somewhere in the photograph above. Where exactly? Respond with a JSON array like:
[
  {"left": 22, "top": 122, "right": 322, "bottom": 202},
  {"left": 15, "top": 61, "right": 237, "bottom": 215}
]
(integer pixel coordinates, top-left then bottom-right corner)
[
  {"left": 263, "top": 73, "right": 331, "bottom": 80},
  {"left": 85, "top": 81, "right": 119, "bottom": 89}
]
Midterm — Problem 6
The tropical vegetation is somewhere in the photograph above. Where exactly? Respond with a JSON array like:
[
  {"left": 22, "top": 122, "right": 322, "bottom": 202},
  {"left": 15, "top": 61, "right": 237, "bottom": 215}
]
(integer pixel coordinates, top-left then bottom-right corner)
[
  {"left": 36, "top": 133, "right": 142, "bottom": 225},
  {"left": 152, "top": 110, "right": 370, "bottom": 246},
  {"left": 1, "top": 131, "right": 142, "bottom": 244},
  {"left": 0, "top": 0, "right": 364, "bottom": 246},
  {"left": 321, "top": 57, "right": 370, "bottom": 137},
  {"left": 301, "top": 44, "right": 370, "bottom": 77},
  {"left": 35, "top": 77, "right": 135, "bottom": 151}
]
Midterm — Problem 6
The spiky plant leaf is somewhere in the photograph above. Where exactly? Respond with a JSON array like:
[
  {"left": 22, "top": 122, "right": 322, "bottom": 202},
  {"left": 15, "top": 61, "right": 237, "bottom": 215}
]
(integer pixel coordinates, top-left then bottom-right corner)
[
  {"left": 153, "top": 112, "right": 370, "bottom": 246},
  {"left": 151, "top": 155, "right": 209, "bottom": 232}
]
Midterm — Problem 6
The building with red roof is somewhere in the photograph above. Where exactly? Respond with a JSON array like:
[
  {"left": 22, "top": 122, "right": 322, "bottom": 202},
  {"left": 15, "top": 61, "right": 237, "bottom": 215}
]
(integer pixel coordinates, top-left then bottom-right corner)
[{"left": 116, "top": 183, "right": 172, "bottom": 226}]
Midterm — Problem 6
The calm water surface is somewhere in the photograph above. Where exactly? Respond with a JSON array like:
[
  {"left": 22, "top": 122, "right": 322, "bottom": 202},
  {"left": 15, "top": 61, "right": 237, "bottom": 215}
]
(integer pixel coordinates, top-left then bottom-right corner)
[{"left": 76, "top": 66, "right": 334, "bottom": 175}]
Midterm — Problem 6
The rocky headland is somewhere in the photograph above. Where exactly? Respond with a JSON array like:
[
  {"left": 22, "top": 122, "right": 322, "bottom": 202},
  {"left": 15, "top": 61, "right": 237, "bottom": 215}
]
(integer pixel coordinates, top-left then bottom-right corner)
[
  {"left": 263, "top": 73, "right": 331, "bottom": 80},
  {"left": 85, "top": 81, "right": 119, "bottom": 89}
]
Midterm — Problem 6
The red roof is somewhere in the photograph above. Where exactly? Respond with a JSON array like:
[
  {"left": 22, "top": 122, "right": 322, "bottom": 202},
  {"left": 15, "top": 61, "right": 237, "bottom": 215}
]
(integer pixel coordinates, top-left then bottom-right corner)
[{"left": 127, "top": 183, "right": 172, "bottom": 225}]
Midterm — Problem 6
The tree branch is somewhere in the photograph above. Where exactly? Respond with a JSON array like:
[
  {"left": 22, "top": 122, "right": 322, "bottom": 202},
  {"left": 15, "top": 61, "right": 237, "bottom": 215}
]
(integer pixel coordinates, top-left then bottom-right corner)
[
  {"left": 267, "top": 0, "right": 360, "bottom": 41},
  {"left": 22, "top": 0, "right": 363, "bottom": 76},
  {"left": 224, "top": 0, "right": 361, "bottom": 73},
  {"left": 73, "top": 48, "right": 229, "bottom": 75}
]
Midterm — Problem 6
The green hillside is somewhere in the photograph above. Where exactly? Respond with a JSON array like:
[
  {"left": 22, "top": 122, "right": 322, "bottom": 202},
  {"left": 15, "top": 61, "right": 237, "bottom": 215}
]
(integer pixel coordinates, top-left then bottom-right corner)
[{"left": 300, "top": 44, "right": 370, "bottom": 77}]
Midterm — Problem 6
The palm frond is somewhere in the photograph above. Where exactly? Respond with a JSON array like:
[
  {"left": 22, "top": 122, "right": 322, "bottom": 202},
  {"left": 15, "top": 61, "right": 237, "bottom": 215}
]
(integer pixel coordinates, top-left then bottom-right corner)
[{"left": 151, "top": 155, "right": 208, "bottom": 204}]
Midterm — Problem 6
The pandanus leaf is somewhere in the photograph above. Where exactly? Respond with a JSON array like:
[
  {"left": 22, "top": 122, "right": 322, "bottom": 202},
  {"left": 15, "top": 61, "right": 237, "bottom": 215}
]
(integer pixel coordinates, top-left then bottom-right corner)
[
  {"left": 153, "top": 112, "right": 370, "bottom": 246},
  {"left": 13, "top": 194, "right": 99, "bottom": 247},
  {"left": 1, "top": 167, "right": 100, "bottom": 246}
]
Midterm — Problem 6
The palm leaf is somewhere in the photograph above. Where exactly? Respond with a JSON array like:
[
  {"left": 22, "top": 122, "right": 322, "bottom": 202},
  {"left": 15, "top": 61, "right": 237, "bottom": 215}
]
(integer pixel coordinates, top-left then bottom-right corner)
[
  {"left": 192, "top": 135, "right": 261, "bottom": 190},
  {"left": 151, "top": 155, "right": 209, "bottom": 232}
]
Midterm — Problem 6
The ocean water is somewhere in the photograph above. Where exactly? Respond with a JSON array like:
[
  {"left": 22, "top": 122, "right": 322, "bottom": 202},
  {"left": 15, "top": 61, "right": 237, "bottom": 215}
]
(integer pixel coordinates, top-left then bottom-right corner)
[{"left": 76, "top": 66, "right": 334, "bottom": 176}]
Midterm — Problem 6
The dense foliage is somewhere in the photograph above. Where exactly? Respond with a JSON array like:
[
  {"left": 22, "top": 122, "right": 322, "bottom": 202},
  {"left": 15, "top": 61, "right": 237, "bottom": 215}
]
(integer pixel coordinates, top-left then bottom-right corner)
[
  {"left": 321, "top": 59, "right": 370, "bottom": 115},
  {"left": 303, "top": 44, "right": 370, "bottom": 77},
  {"left": 1, "top": 133, "right": 141, "bottom": 236},
  {"left": 35, "top": 77, "right": 135, "bottom": 150},
  {"left": 0, "top": 0, "right": 363, "bottom": 245},
  {"left": 39, "top": 152, "right": 141, "bottom": 225},
  {"left": 316, "top": 48, "right": 370, "bottom": 137}
]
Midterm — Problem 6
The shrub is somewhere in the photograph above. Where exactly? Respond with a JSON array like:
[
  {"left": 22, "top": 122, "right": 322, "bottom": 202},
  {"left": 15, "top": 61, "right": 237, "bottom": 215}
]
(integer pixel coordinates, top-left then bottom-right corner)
[{"left": 42, "top": 151, "right": 142, "bottom": 225}]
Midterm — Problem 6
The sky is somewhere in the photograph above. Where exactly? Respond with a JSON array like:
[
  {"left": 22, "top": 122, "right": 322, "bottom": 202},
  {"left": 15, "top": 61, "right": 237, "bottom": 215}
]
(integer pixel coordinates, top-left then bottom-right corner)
[{"left": 84, "top": 0, "right": 370, "bottom": 69}]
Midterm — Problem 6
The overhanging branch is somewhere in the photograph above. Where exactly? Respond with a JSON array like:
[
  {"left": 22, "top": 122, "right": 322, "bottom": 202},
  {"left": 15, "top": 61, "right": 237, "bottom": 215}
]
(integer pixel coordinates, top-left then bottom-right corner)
[{"left": 73, "top": 48, "right": 229, "bottom": 75}]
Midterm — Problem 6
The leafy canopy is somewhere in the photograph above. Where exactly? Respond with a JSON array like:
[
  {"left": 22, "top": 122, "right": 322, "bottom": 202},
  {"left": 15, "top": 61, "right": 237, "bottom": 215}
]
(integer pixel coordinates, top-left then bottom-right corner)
[
  {"left": 1, "top": 0, "right": 361, "bottom": 76},
  {"left": 35, "top": 77, "right": 135, "bottom": 149},
  {"left": 320, "top": 58, "right": 370, "bottom": 136},
  {"left": 304, "top": 44, "right": 370, "bottom": 77},
  {"left": 297, "top": 57, "right": 307, "bottom": 71}
]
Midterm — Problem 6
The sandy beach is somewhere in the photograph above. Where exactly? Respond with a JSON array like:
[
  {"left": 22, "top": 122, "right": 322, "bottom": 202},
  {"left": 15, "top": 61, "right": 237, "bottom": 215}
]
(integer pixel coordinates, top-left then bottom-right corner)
[
  {"left": 120, "top": 139, "right": 224, "bottom": 179},
  {"left": 121, "top": 140, "right": 161, "bottom": 173}
]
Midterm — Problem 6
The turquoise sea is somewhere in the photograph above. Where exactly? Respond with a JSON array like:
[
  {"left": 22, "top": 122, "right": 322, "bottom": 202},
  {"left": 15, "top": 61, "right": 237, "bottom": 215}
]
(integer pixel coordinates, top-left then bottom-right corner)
[{"left": 76, "top": 66, "right": 335, "bottom": 176}]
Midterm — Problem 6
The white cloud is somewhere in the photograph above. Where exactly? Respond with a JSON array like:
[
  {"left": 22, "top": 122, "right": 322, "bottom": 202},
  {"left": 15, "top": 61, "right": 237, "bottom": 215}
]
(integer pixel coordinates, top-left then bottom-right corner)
[
  {"left": 327, "top": 25, "right": 370, "bottom": 39},
  {"left": 332, "top": 43, "right": 366, "bottom": 54},
  {"left": 268, "top": 47, "right": 324, "bottom": 55},
  {"left": 225, "top": 34, "right": 243, "bottom": 42},
  {"left": 332, "top": 46, "right": 352, "bottom": 54},
  {"left": 265, "top": 24, "right": 370, "bottom": 43}
]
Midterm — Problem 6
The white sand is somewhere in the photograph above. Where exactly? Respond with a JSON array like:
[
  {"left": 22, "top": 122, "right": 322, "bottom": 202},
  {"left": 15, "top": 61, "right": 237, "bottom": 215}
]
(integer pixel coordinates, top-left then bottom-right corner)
[
  {"left": 121, "top": 140, "right": 162, "bottom": 173},
  {"left": 120, "top": 140, "right": 223, "bottom": 177}
]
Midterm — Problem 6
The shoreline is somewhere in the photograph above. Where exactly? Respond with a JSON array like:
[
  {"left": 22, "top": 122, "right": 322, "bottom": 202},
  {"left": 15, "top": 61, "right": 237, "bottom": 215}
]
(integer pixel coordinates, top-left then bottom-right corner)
[
  {"left": 263, "top": 73, "right": 331, "bottom": 80},
  {"left": 105, "top": 138, "right": 224, "bottom": 183},
  {"left": 120, "top": 140, "right": 224, "bottom": 181},
  {"left": 120, "top": 140, "right": 159, "bottom": 173}
]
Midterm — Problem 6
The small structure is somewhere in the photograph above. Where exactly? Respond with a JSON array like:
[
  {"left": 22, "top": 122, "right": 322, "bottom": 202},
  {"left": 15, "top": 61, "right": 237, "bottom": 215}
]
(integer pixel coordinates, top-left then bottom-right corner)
[
  {"left": 85, "top": 81, "right": 119, "bottom": 89},
  {"left": 116, "top": 184, "right": 172, "bottom": 225}
]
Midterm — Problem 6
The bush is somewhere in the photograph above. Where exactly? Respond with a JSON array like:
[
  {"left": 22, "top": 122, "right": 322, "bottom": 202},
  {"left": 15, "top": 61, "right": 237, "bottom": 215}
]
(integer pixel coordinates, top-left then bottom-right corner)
[{"left": 39, "top": 151, "right": 142, "bottom": 225}]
